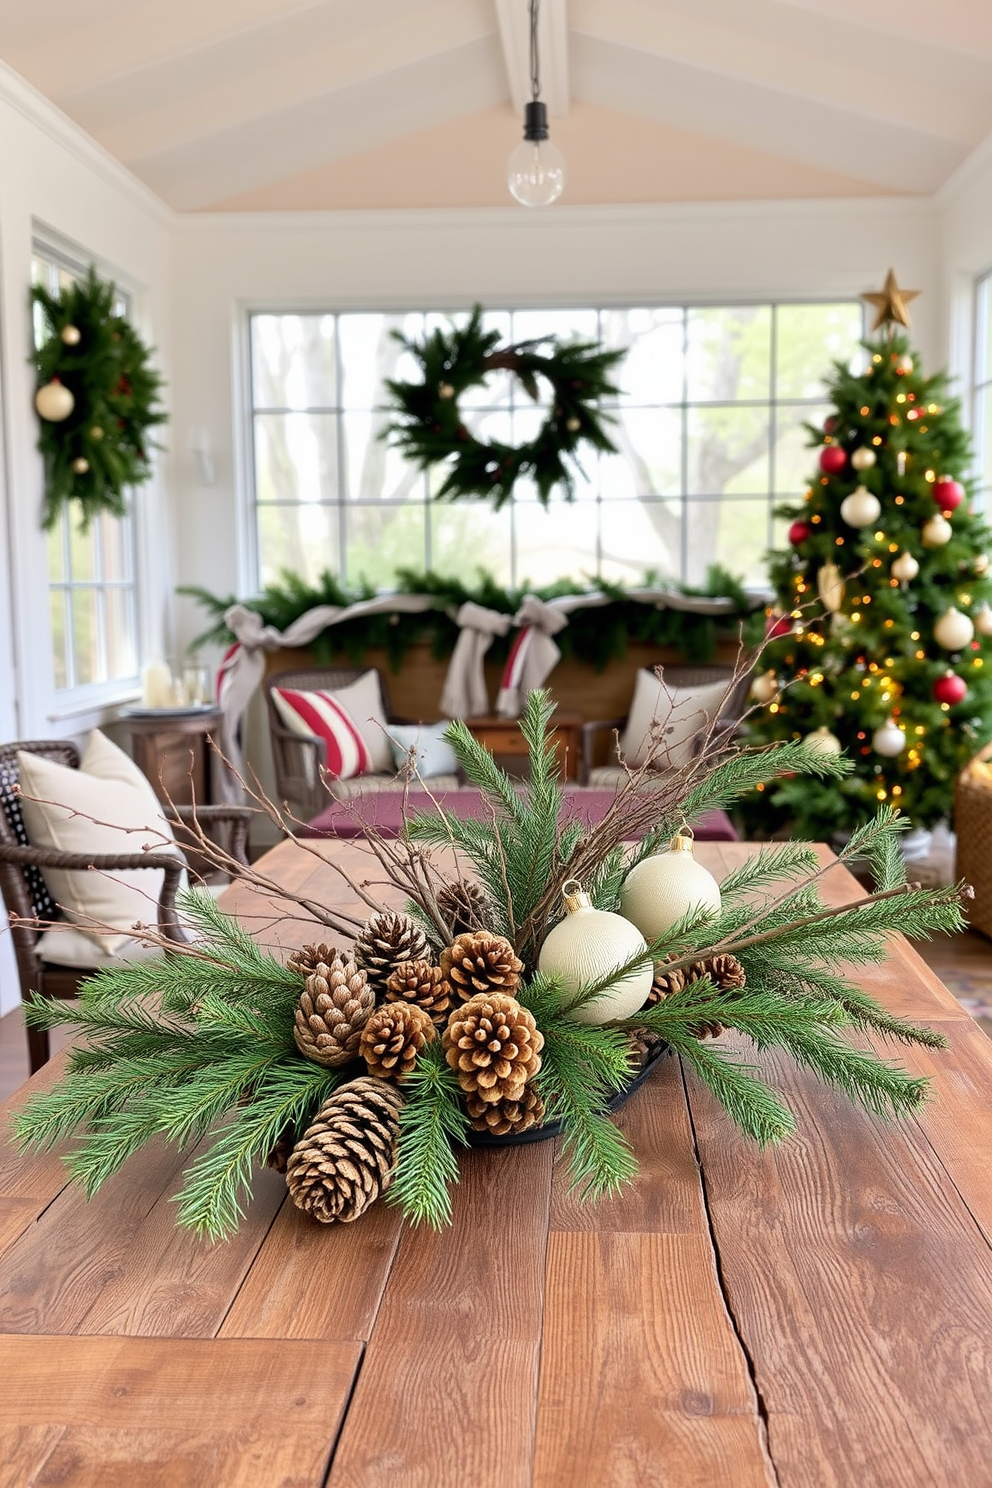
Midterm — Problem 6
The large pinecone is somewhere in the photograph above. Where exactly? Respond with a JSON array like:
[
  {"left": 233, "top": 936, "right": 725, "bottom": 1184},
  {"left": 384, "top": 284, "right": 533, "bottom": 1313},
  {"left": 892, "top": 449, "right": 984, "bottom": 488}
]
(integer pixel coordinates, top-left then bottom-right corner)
[
  {"left": 294, "top": 956, "right": 375, "bottom": 1067},
  {"left": 443, "top": 991, "right": 543, "bottom": 1104},
  {"left": 626, "top": 1027, "right": 666, "bottom": 1070},
  {"left": 360, "top": 1000, "right": 436, "bottom": 1081},
  {"left": 354, "top": 910, "right": 430, "bottom": 998},
  {"left": 285, "top": 1078, "right": 404, "bottom": 1224},
  {"left": 436, "top": 880, "right": 497, "bottom": 938},
  {"left": 440, "top": 931, "right": 523, "bottom": 1003},
  {"left": 465, "top": 1086, "right": 545, "bottom": 1137},
  {"left": 287, "top": 942, "right": 337, "bottom": 978},
  {"left": 385, "top": 959, "right": 452, "bottom": 1028},
  {"left": 650, "top": 953, "right": 746, "bottom": 1039}
]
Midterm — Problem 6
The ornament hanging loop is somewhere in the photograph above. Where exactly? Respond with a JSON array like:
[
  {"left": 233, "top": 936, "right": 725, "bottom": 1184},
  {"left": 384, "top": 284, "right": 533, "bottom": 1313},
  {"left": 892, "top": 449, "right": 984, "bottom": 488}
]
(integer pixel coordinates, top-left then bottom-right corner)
[
  {"left": 561, "top": 878, "right": 591, "bottom": 912},
  {"left": 669, "top": 825, "right": 695, "bottom": 853}
]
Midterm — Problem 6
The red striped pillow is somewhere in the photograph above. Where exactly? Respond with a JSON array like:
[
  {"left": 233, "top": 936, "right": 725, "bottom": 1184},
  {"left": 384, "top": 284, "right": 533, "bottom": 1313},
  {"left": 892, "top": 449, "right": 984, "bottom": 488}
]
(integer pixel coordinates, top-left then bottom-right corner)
[{"left": 271, "top": 688, "right": 373, "bottom": 780}]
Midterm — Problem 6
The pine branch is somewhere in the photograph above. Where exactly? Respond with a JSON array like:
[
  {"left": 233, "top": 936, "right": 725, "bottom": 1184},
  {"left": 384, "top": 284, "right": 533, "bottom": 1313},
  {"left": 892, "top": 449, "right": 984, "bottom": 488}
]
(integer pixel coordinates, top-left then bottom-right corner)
[
  {"left": 667, "top": 1031, "right": 796, "bottom": 1145},
  {"left": 537, "top": 1019, "right": 637, "bottom": 1198},
  {"left": 388, "top": 1041, "right": 469, "bottom": 1229},
  {"left": 716, "top": 842, "right": 821, "bottom": 900}
]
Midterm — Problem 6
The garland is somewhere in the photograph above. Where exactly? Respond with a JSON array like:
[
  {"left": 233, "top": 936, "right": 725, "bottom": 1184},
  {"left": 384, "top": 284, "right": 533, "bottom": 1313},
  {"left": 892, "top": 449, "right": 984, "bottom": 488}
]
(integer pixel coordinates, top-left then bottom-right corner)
[
  {"left": 182, "top": 564, "right": 757, "bottom": 671},
  {"left": 13, "top": 693, "right": 962, "bottom": 1239},
  {"left": 32, "top": 266, "right": 168, "bottom": 529},
  {"left": 384, "top": 305, "right": 624, "bottom": 509}
]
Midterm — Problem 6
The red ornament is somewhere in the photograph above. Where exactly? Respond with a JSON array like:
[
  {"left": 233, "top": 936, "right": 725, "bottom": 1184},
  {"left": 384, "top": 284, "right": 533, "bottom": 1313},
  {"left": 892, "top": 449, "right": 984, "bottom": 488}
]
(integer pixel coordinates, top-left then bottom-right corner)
[
  {"left": 823, "top": 416, "right": 839, "bottom": 435},
  {"left": 932, "top": 477, "right": 964, "bottom": 512},
  {"left": 788, "top": 520, "right": 812, "bottom": 546},
  {"left": 819, "top": 445, "right": 847, "bottom": 475},
  {"left": 766, "top": 613, "right": 792, "bottom": 640},
  {"left": 933, "top": 671, "right": 967, "bottom": 706}
]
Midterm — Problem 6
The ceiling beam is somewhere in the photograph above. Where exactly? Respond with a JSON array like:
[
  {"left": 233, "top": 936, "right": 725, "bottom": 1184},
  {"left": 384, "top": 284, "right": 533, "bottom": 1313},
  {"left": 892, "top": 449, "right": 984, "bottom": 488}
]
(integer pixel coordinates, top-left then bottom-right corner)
[{"left": 495, "top": 0, "right": 569, "bottom": 116}]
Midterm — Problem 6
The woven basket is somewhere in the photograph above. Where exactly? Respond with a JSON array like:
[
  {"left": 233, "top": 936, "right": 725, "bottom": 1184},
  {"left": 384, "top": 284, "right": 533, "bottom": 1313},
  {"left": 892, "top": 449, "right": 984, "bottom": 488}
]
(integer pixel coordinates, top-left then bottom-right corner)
[{"left": 955, "top": 743, "right": 992, "bottom": 938}]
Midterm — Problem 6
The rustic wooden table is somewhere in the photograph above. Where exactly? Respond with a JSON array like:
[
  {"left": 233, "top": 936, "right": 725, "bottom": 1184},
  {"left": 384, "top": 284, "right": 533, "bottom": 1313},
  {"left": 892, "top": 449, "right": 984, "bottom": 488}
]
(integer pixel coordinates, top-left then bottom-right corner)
[{"left": 2, "top": 839, "right": 991, "bottom": 1487}]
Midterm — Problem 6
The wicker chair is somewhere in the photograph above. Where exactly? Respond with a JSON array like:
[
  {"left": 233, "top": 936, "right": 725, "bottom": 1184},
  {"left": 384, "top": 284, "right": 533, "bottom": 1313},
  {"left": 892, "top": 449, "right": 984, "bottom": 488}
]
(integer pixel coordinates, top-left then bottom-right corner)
[
  {"left": 265, "top": 666, "right": 459, "bottom": 819},
  {"left": 579, "top": 665, "right": 751, "bottom": 786},
  {"left": 0, "top": 740, "right": 251, "bottom": 1072}
]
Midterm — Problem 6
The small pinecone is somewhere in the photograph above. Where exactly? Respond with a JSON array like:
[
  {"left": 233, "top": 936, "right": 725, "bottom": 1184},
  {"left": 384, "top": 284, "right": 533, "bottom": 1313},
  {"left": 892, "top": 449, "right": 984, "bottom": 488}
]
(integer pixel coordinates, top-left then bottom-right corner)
[
  {"left": 646, "top": 962, "right": 686, "bottom": 1009},
  {"left": 354, "top": 910, "right": 431, "bottom": 999},
  {"left": 626, "top": 1027, "right": 666, "bottom": 1070},
  {"left": 265, "top": 1129, "right": 296, "bottom": 1174},
  {"left": 687, "top": 954, "right": 747, "bottom": 992},
  {"left": 360, "top": 1000, "right": 436, "bottom": 1081},
  {"left": 285, "top": 1078, "right": 404, "bottom": 1224},
  {"left": 443, "top": 991, "right": 543, "bottom": 1105},
  {"left": 440, "top": 931, "right": 523, "bottom": 1003},
  {"left": 385, "top": 959, "right": 452, "bottom": 1028},
  {"left": 287, "top": 942, "right": 337, "bottom": 978},
  {"left": 294, "top": 957, "right": 375, "bottom": 1067},
  {"left": 436, "top": 880, "right": 496, "bottom": 938},
  {"left": 465, "top": 1085, "right": 545, "bottom": 1137}
]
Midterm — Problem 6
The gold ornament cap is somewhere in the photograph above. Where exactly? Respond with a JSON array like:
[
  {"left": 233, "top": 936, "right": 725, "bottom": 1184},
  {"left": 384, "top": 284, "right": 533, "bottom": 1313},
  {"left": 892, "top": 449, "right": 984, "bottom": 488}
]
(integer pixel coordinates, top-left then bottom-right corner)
[
  {"left": 668, "top": 825, "right": 695, "bottom": 854},
  {"left": 561, "top": 878, "right": 592, "bottom": 913}
]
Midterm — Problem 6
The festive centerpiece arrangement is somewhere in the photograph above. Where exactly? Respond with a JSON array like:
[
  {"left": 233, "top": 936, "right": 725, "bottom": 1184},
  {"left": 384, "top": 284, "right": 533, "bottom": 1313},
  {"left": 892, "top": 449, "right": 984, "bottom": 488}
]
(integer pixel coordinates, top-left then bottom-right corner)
[
  {"left": 13, "top": 686, "right": 967, "bottom": 1240},
  {"left": 31, "top": 266, "right": 167, "bottom": 529}
]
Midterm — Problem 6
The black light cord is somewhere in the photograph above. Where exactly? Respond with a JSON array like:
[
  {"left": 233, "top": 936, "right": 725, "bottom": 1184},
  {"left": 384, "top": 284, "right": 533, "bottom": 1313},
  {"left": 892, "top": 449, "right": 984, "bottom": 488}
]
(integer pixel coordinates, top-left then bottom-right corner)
[{"left": 530, "top": 0, "right": 540, "bottom": 103}]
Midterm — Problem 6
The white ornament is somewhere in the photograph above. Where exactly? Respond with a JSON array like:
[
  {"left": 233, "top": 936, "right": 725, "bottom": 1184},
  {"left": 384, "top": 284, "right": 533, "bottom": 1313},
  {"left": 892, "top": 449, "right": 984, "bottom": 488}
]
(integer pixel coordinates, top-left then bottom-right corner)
[
  {"left": 890, "top": 551, "right": 919, "bottom": 585},
  {"left": 851, "top": 447, "right": 877, "bottom": 471},
  {"left": 34, "top": 380, "right": 74, "bottom": 422},
  {"left": 921, "top": 513, "right": 952, "bottom": 548},
  {"left": 538, "top": 880, "right": 652, "bottom": 1025},
  {"left": 872, "top": 718, "right": 906, "bottom": 757},
  {"left": 70, "top": 457, "right": 90, "bottom": 474},
  {"left": 839, "top": 486, "right": 881, "bottom": 528},
  {"left": 973, "top": 554, "right": 989, "bottom": 576},
  {"left": 750, "top": 669, "right": 778, "bottom": 704},
  {"left": 899, "top": 354, "right": 914, "bottom": 373},
  {"left": 934, "top": 607, "right": 975, "bottom": 651},
  {"left": 817, "top": 560, "right": 846, "bottom": 614},
  {"left": 619, "top": 829, "right": 722, "bottom": 945},
  {"left": 803, "top": 727, "right": 842, "bottom": 756},
  {"left": 975, "top": 604, "right": 992, "bottom": 637},
  {"left": 60, "top": 324, "right": 81, "bottom": 346}
]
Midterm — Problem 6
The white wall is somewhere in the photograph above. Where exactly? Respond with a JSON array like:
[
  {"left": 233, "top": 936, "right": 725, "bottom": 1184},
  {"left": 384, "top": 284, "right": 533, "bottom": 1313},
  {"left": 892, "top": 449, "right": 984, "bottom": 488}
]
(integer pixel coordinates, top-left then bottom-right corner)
[
  {"left": 936, "top": 135, "right": 992, "bottom": 406},
  {"left": 0, "top": 64, "right": 173, "bottom": 1012}
]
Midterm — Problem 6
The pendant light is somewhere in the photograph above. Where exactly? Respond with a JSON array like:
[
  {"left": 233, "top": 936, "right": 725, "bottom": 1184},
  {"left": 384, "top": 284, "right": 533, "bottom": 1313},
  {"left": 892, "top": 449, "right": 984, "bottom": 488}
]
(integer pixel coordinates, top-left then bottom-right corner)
[{"left": 507, "top": 0, "right": 566, "bottom": 207}]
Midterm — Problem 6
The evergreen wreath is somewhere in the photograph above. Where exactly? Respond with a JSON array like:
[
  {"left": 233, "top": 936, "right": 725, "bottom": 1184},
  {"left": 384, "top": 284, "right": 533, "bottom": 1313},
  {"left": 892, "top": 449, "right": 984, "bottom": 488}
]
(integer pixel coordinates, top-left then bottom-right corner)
[
  {"left": 384, "top": 305, "right": 625, "bottom": 509},
  {"left": 32, "top": 266, "right": 168, "bottom": 530}
]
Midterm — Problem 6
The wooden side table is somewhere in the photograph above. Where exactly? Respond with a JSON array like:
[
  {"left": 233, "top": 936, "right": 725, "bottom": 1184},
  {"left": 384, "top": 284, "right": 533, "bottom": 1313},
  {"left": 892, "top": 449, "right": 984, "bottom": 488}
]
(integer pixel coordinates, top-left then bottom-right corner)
[
  {"left": 466, "top": 712, "right": 584, "bottom": 780},
  {"left": 121, "top": 707, "right": 224, "bottom": 807}
]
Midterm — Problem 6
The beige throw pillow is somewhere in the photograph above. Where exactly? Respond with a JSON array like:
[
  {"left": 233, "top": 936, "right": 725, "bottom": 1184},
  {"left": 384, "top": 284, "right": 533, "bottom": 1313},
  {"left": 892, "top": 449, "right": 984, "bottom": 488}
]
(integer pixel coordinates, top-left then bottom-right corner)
[
  {"left": 620, "top": 670, "right": 731, "bottom": 771},
  {"left": 319, "top": 671, "right": 393, "bottom": 773},
  {"left": 17, "top": 730, "right": 183, "bottom": 952}
]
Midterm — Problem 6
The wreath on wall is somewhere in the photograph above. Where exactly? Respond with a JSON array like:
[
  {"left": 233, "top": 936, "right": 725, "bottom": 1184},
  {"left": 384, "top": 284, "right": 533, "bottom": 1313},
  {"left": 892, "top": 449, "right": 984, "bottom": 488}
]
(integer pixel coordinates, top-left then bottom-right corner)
[
  {"left": 31, "top": 266, "right": 168, "bottom": 530},
  {"left": 384, "top": 305, "right": 625, "bottom": 509}
]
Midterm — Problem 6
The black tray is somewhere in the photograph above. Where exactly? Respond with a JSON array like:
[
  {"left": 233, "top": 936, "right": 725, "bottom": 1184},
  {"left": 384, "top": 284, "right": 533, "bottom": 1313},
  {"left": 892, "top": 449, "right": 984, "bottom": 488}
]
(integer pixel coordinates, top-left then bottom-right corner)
[{"left": 465, "top": 1040, "right": 672, "bottom": 1147}]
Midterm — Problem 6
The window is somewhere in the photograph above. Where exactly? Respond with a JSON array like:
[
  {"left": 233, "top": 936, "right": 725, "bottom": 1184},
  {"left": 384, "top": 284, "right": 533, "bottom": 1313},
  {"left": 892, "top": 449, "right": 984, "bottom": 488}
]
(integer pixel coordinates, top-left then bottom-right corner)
[
  {"left": 974, "top": 272, "right": 992, "bottom": 511},
  {"left": 249, "top": 302, "right": 863, "bottom": 592},
  {"left": 32, "top": 245, "right": 139, "bottom": 692}
]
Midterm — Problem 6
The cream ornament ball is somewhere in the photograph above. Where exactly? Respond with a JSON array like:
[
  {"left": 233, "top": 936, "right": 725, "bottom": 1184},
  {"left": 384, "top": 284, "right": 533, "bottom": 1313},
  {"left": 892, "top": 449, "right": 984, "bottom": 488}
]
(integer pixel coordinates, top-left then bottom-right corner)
[
  {"left": 618, "top": 829, "right": 722, "bottom": 945},
  {"left": 973, "top": 553, "right": 989, "bottom": 577},
  {"left": 750, "top": 669, "right": 779, "bottom": 704},
  {"left": 921, "top": 513, "right": 952, "bottom": 548},
  {"left": 538, "top": 880, "right": 653, "bottom": 1025},
  {"left": 891, "top": 551, "right": 919, "bottom": 585},
  {"left": 34, "top": 379, "right": 74, "bottom": 422},
  {"left": 803, "top": 726, "right": 842, "bottom": 756},
  {"left": 70, "top": 457, "right": 90, "bottom": 475},
  {"left": 974, "top": 604, "right": 992, "bottom": 637},
  {"left": 934, "top": 607, "right": 975, "bottom": 651},
  {"left": 872, "top": 718, "right": 906, "bottom": 757},
  {"left": 60, "top": 324, "right": 81, "bottom": 346},
  {"left": 817, "top": 560, "right": 846, "bottom": 614},
  {"left": 839, "top": 486, "right": 881, "bottom": 528},
  {"left": 850, "top": 447, "right": 877, "bottom": 472}
]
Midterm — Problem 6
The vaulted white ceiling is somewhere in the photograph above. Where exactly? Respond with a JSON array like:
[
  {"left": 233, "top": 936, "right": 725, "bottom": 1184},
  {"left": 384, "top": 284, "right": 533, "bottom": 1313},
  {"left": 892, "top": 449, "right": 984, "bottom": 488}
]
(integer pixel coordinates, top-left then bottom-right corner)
[{"left": 2, "top": 0, "right": 991, "bottom": 210}]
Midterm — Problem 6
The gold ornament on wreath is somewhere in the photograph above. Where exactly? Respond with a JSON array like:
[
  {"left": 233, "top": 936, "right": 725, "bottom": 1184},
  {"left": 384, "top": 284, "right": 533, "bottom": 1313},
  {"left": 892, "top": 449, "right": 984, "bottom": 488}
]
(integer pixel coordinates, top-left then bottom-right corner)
[{"left": 384, "top": 304, "right": 626, "bottom": 510}]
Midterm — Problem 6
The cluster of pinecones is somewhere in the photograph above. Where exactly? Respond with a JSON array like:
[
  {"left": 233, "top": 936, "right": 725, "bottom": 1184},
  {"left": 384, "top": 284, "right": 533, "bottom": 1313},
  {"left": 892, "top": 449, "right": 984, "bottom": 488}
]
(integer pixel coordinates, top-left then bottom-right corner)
[{"left": 283, "top": 882, "right": 547, "bottom": 1225}]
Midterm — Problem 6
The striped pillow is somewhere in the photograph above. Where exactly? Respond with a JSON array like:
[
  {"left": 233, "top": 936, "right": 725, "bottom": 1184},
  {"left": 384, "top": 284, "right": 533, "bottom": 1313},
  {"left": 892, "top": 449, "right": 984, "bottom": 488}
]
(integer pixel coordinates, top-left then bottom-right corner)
[{"left": 271, "top": 688, "right": 373, "bottom": 781}]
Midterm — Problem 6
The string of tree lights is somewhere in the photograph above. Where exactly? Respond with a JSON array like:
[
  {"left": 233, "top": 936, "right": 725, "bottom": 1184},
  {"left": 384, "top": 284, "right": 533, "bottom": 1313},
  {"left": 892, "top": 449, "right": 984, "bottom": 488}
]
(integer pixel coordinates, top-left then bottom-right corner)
[{"left": 741, "top": 272, "right": 992, "bottom": 841}]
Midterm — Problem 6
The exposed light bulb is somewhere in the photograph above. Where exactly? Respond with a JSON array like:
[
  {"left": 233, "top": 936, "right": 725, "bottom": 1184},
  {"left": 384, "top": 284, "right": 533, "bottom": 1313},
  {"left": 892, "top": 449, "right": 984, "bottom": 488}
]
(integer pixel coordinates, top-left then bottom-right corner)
[{"left": 508, "top": 101, "right": 565, "bottom": 207}]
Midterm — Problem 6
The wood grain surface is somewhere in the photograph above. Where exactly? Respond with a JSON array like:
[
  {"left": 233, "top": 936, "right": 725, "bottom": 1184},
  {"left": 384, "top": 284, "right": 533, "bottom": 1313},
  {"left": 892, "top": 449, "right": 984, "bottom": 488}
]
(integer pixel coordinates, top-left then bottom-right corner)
[{"left": 1, "top": 837, "right": 990, "bottom": 1487}]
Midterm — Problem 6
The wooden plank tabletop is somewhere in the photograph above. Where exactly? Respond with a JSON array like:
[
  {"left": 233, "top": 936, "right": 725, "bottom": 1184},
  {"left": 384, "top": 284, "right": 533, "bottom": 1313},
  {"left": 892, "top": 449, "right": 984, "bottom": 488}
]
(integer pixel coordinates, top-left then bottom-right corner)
[{"left": 1, "top": 838, "right": 991, "bottom": 1487}]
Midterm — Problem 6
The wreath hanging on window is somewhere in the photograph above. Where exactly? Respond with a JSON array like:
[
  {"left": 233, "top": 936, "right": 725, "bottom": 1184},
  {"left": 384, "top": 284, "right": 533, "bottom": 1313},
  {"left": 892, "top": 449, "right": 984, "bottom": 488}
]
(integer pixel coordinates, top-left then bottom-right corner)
[
  {"left": 384, "top": 305, "right": 625, "bottom": 509},
  {"left": 31, "top": 266, "right": 168, "bottom": 530}
]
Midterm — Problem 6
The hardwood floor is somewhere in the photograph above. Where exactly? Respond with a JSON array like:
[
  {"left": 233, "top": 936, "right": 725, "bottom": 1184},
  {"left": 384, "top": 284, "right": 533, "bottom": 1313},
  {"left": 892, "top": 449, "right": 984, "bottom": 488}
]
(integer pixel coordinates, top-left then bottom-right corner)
[{"left": 0, "top": 928, "right": 990, "bottom": 1103}]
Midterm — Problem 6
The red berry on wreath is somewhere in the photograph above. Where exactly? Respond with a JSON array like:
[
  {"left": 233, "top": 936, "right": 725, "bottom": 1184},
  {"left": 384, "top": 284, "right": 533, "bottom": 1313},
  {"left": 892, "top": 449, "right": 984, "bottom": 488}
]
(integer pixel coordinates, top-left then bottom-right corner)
[
  {"left": 819, "top": 445, "right": 847, "bottom": 475},
  {"left": 932, "top": 477, "right": 964, "bottom": 512},
  {"left": 933, "top": 671, "right": 967, "bottom": 705},
  {"left": 788, "top": 520, "right": 811, "bottom": 546}
]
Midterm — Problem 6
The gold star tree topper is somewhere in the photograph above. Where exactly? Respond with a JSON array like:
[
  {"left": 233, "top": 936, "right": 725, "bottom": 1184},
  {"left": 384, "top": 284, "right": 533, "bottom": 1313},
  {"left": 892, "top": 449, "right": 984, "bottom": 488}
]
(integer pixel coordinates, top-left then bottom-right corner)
[{"left": 862, "top": 269, "right": 920, "bottom": 332}]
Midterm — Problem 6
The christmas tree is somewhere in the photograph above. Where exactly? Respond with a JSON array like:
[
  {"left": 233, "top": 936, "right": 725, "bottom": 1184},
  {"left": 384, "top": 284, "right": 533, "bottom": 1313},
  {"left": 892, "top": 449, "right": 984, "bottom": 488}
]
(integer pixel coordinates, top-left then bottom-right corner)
[{"left": 742, "top": 272, "right": 992, "bottom": 842}]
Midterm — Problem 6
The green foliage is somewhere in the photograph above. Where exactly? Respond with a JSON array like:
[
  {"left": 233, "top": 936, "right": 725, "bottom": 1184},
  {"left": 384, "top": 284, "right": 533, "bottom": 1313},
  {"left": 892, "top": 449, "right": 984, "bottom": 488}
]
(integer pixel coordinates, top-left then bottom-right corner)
[
  {"left": 383, "top": 305, "right": 624, "bottom": 509},
  {"left": 387, "top": 1042, "right": 470, "bottom": 1230},
  {"left": 179, "top": 563, "right": 755, "bottom": 671},
  {"left": 32, "top": 266, "right": 168, "bottom": 529},
  {"left": 741, "top": 329, "right": 992, "bottom": 837}
]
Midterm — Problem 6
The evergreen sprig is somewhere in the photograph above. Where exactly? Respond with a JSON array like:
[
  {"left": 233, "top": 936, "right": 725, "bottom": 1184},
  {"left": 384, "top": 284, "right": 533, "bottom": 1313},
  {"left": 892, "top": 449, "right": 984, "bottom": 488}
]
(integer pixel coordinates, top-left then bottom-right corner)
[{"left": 388, "top": 1041, "right": 469, "bottom": 1229}]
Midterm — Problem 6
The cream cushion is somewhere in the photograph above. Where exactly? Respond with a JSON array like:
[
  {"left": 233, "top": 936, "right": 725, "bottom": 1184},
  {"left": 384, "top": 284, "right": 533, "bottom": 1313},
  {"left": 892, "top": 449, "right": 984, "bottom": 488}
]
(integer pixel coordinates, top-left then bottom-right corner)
[
  {"left": 327, "top": 670, "right": 393, "bottom": 773},
  {"left": 17, "top": 730, "right": 184, "bottom": 952},
  {"left": 620, "top": 670, "right": 731, "bottom": 770}
]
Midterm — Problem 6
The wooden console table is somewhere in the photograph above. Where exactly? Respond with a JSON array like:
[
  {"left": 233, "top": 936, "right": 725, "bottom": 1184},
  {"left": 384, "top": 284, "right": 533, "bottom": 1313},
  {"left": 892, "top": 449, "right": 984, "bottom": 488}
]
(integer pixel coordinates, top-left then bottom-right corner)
[
  {"left": 120, "top": 707, "right": 224, "bottom": 807},
  {"left": 1, "top": 840, "right": 991, "bottom": 1486},
  {"left": 467, "top": 710, "right": 583, "bottom": 779}
]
